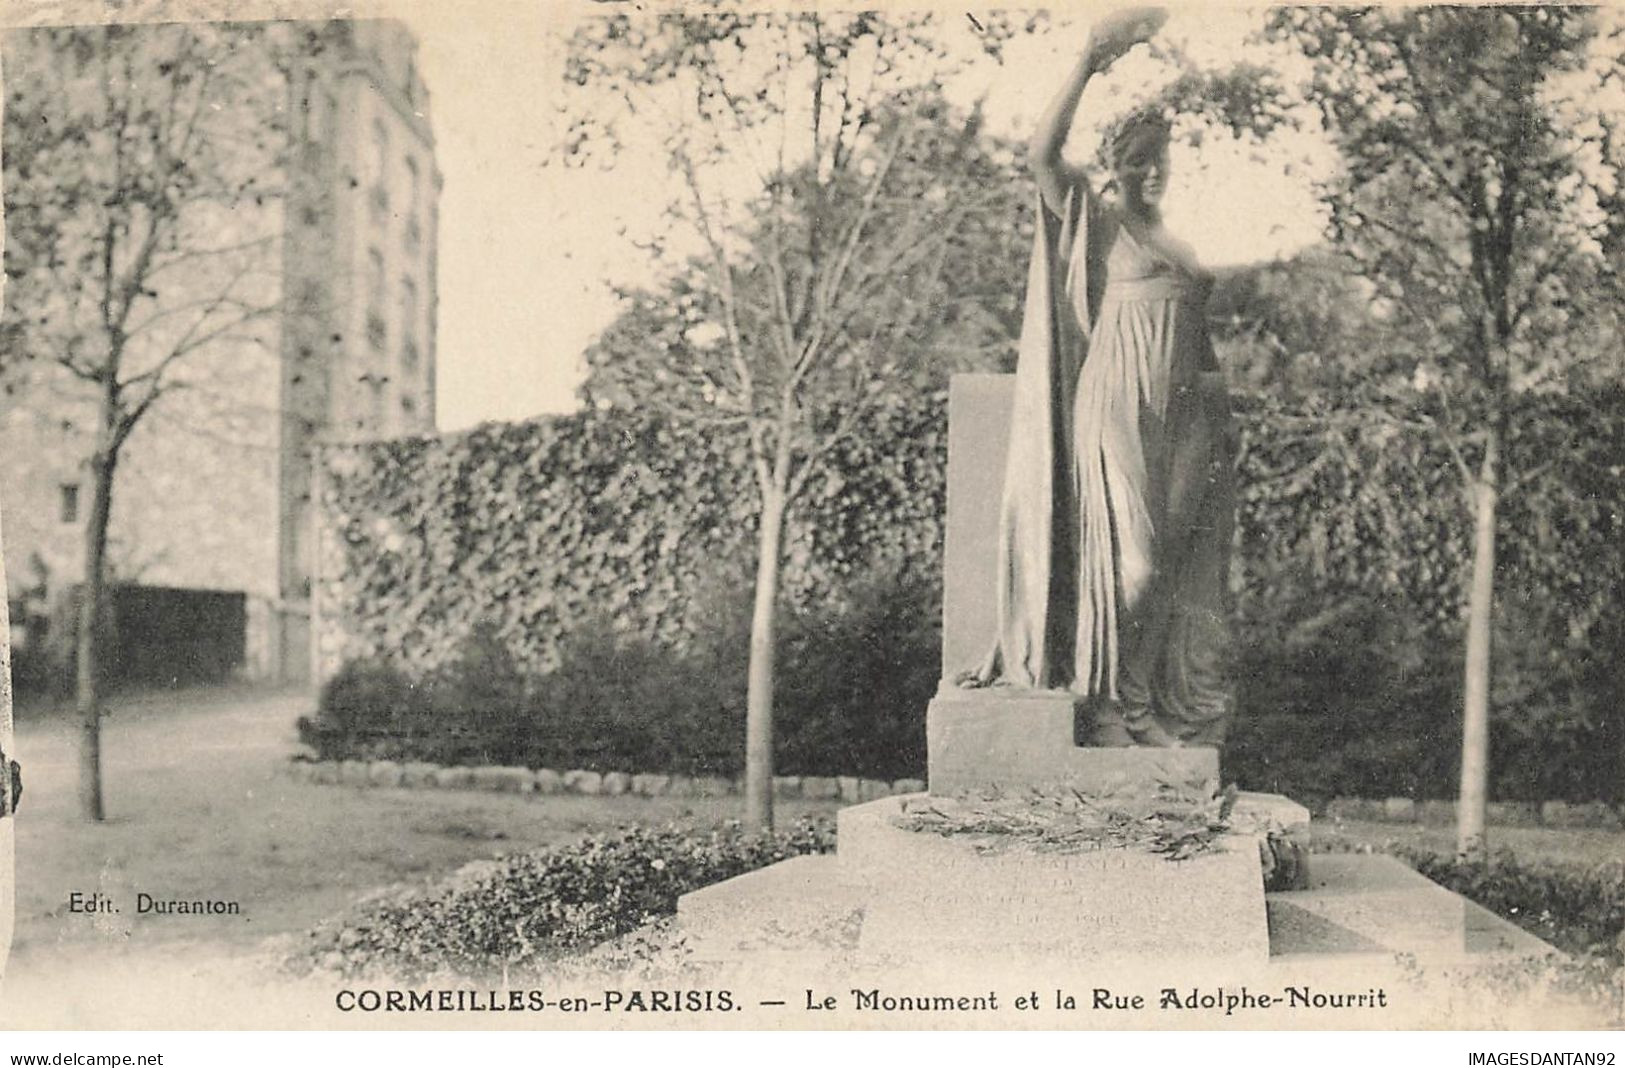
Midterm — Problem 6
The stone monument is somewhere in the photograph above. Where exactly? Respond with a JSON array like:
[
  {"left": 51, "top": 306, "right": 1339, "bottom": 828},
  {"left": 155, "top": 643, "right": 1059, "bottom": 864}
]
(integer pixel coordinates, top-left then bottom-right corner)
[
  {"left": 675, "top": 373, "right": 1559, "bottom": 1006},
  {"left": 676, "top": 11, "right": 1563, "bottom": 1011}
]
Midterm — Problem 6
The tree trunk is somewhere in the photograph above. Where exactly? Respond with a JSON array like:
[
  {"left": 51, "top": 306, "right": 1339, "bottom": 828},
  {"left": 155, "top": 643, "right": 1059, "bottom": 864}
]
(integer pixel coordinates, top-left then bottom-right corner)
[
  {"left": 744, "top": 482, "right": 787, "bottom": 832},
  {"left": 76, "top": 398, "right": 119, "bottom": 823},
  {"left": 1456, "top": 431, "right": 1498, "bottom": 861},
  {"left": 0, "top": 501, "right": 17, "bottom": 979}
]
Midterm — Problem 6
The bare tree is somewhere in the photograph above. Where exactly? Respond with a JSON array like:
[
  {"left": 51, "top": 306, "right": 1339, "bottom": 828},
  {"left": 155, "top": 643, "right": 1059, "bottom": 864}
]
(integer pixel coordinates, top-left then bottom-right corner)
[
  {"left": 562, "top": 12, "right": 1036, "bottom": 828},
  {"left": 2, "top": 24, "right": 287, "bottom": 820}
]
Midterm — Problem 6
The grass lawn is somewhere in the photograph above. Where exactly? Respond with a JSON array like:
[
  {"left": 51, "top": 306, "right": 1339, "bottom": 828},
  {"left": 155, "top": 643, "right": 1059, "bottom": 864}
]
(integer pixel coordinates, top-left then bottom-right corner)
[{"left": 8, "top": 686, "right": 840, "bottom": 967}]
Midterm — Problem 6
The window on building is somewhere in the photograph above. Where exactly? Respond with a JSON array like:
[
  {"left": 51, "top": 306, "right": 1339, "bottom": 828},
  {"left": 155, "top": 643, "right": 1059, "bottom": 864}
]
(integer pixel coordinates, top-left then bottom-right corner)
[
  {"left": 303, "top": 88, "right": 333, "bottom": 166},
  {"left": 371, "top": 119, "right": 390, "bottom": 209},
  {"left": 367, "top": 248, "right": 385, "bottom": 308},
  {"left": 304, "top": 78, "right": 324, "bottom": 141},
  {"left": 368, "top": 377, "right": 386, "bottom": 428},
  {"left": 403, "top": 157, "right": 422, "bottom": 248},
  {"left": 366, "top": 312, "right": 387, "bottom": 351},
  {"left": 401, "top": 276, "right": 418, "bottom": 333},
  {"left": 59, "top": 483, "right": 79, "bottom": 524}
]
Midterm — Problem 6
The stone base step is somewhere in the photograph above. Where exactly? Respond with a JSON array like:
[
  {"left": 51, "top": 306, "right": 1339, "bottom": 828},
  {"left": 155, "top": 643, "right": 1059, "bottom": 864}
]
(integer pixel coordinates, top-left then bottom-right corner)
[
  {"left": 834, "top": 795, "right": 1271, "bottom": 965},
  {"left": 1266, "top": 854, "right": 1555, "bottom": 962},
  {"left": 677, "top": 854, "right": 862, "bottom": 964},
  {"left": 677, "top": 846, "right": 1558, "bottom": 974}
]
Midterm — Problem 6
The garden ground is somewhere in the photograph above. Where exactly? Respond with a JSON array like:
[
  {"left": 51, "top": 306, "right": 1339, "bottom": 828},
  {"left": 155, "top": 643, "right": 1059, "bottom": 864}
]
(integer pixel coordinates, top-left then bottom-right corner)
[{"left": 0, "top": 684, "right": 1617, "bottom": 1028}]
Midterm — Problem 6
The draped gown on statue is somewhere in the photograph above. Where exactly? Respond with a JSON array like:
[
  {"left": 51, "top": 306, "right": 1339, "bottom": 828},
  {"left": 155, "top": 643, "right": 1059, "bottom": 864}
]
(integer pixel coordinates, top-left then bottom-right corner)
[{"left": 970, "top": 176, "right": 1236, "bottom": 746}]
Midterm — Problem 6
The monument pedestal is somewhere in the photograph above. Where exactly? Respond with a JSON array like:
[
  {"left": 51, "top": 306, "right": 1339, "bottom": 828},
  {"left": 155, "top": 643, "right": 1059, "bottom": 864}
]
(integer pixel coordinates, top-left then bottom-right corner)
[
  {"left": 928, "top": 686, "right": 1220, "bottom": 795},
  {"left": 675, "top": 375, "right": 1563, "bottom": 1020},
  {"left": 835, "top": 794, "right": 1272, "bottom": 966}
]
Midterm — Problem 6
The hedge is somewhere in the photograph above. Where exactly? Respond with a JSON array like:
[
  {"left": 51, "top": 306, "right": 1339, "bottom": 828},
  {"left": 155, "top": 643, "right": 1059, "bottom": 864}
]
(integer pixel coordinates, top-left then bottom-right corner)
[
  {"left": 313, "top": 395, "right": 946, "bottom": 680},
  {"left": 301, "top": 569, "right": 937, "bottom": 782},
  {"left": 318, "top": 388, "right": 1624, "bottom": 670}
]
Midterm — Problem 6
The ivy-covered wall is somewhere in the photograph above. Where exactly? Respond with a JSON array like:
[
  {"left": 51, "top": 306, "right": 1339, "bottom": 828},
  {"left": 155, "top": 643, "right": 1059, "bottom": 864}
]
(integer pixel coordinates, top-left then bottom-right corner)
[
  {"left": 313, "top": 395, "right": 948, "bottom": 681},
  {"left": 314, "top": 385, "right": 1625, "bottom": 695}
]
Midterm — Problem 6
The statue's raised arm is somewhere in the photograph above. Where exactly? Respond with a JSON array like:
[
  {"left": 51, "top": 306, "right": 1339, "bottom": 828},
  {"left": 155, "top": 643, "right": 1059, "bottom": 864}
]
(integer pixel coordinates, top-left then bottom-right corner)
[{"left": 1029, "top": 7, "right": 1167, "bottom": 213}]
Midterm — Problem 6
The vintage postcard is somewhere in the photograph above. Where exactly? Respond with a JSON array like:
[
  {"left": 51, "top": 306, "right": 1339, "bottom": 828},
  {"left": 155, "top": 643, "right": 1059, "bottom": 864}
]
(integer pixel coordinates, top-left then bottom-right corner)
[{"left": 0, "top": 0, "right": 1619, "bottom": 1046}]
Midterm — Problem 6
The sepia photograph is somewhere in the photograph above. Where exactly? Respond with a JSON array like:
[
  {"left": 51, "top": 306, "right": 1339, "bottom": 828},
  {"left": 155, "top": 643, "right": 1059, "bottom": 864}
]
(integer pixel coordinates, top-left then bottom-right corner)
[{"left": 0, "top": 0, "right": 1619, "bottom": 1048}]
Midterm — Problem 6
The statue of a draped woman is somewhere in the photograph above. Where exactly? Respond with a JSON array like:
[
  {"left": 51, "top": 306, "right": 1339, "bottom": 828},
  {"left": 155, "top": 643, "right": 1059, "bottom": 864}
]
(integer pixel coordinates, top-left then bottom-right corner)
[{"left": 961, "top": 8, "right": 1237, "bottom": 749}]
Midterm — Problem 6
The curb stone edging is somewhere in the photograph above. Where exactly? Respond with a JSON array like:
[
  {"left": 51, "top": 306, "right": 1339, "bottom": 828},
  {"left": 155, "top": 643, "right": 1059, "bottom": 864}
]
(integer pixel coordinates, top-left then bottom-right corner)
[
  {"left": 1320, "top": 795, "right": 1621, "bottom": 831},
  {"left": 281, "top": 759, "right": 1624, "bottom": 828},
  {"left": 283, "top": 757, "right": 936, "bottom": 806}
]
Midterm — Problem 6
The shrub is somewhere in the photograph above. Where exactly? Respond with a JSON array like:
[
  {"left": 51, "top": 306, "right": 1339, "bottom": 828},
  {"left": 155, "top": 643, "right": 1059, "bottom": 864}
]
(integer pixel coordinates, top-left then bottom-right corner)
[
  {"left": 416, "top": 624, "right": 530, "bottom": 765},
  {"left": 1223, "top": 596, "right": 1462, "bottom": 806},
  {"left": 298, "top": 657, "right": 426, "bottom": 760},
  {"left": 775, "top": 567, "right": 936, "bottom": 779},
  {"left": 315, "top": 400, "right": 948, "bottom": 680},
  {"left": 302, "top": 568, "right": 938, "bottom": 782},
  {"left": 524, "top": 614, "right": 745, "bottom": 776},
  {"left": 1224, "top": 585, "right": 1625, "bottom": 806},
  {"left": 290, "top": 819, "right": 836, "bottom": 981}
]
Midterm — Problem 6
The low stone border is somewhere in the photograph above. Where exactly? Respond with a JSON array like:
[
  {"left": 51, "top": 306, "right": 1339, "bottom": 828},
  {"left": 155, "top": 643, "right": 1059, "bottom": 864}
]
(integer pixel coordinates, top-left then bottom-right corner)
[
  {"left": 280, "top": 759, "right": 1620, "bottom": 828},
  {"left": 1323, "top": 797, "right": 1622, "bottom": 831},
  {"left": 281, "top": 757, "right": 925, "bottom": 804}
]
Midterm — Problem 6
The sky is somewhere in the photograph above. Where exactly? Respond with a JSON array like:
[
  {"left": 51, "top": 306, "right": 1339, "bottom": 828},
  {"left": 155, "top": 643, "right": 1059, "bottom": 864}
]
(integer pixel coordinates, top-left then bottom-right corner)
[{"left": 396, "top": 3, "right": 1331, "bottom": 432}]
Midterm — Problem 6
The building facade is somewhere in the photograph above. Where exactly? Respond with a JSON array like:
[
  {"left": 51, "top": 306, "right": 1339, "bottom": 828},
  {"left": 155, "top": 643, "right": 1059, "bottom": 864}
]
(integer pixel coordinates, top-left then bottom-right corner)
[{"left": 0, "top": 19, "right": 439, "bottom": 688}]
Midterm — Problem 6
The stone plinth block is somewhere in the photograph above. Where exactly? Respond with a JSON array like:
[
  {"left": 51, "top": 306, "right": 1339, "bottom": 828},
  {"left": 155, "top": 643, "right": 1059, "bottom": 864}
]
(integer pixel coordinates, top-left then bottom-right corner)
[
  {"left": 1232, "top": 792, "right": 1312, "bottom": 832},
  {"left": 630, "top": 773, "right": 668, "bottom": 797},
  {"left": 941, "top": 375, "right": 1015, "bottom": 679},
  {"left": 835, "top": 797, "right": 1269, "bottom": 966},
  {"left": 801, "top": 777, "right": 839, "bottom": 800},
  {"left": 367, "top": 760, "right": 404, "bottom": 788},
  {"left": 1267, "top": 854, "right": 1557, "bottom": 964},
  {"left": 1266, "top": 854, "right": 1466, "bottom": 959},
  {"left": 400, "top": 762, "right": 439, "bottom": 788},
  {"left": 677, "top": 855, "right": 863, "bottom": 963},
  {"left": 471, "top": 766, "right": 534, "bottom": 793},
  {"left": 564, "top": 770, "right": 602, "bottom": 795},
  {"left": 928, "top": 688, "right": 1218, "bottom": 796}
]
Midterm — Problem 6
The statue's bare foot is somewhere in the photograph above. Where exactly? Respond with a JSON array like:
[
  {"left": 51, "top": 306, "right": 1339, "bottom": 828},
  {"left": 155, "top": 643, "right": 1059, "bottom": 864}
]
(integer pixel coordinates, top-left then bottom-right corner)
[
  {"left": 953, "top": 669, "right": 998, "bottom": 689},
  {"left": 1125, "top": 715, "right": 1183, "bottom": 748},
  {"left": 953, "top": 652, "right": 1003, "bottom": 689}
]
